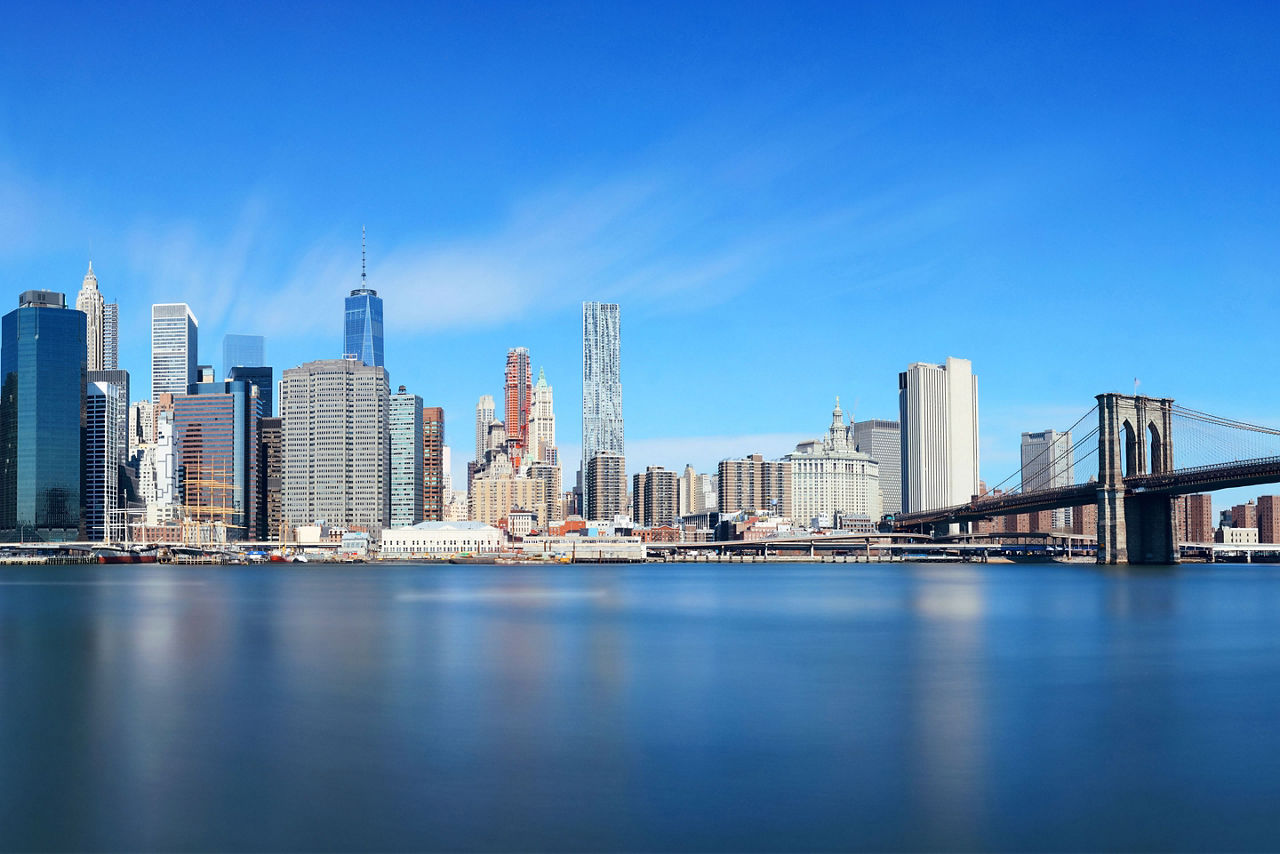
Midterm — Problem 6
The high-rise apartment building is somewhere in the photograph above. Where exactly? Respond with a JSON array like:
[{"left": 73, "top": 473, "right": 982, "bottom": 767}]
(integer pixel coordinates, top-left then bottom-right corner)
[
  {"left": 1257, "top": 496, "right": 1280, "bottom": 544},
  {"left": 505, "top": 347, "right": 531, "bottom": 454},
  {"left": 0, "top": 291, "right": 86, "bottom": 542},
  {"left": 423, "top": 406, "right": 445, "bottom": 521},
  {"left": 853, "top": 419, "right": 901, "bottom": 517},
  {"left": 1020, "top": 429, "right": 1074, "bottom": 529},
  {"left": 174, "top": 379, "right": 263, "bottom": 541},
  {"left": 222, "top": 333, "right": 265, "bottom": 377},
  {"left": 786, "top": 401, "right": 881, "bottom": 527},
  {"left": 259, "top": 417, "right": 283, "bottom": 541},
  {"left": 679, "top": 465, "right": 716, "bottom": 517},
  {"left": 390, "top": 387, "right": 424, "bottom": 528},
  {"left": 717, "top": 454, "right": 792, "bottom": 518},
  {"left": 1177, "top": 493, "right": 1214, "bottom": 543},
  {"left": 582, "top": 303, "right": 623, "bottom": 519},
  {"left": 474, "top": 395, "right": 496, "bottom": 463},
  {"left": 633, "top": 466, "right": 679, "bottom": 528},
  {"left": 586, "top": 451, "right": 627, "bottom": 522},
  {"left": 899, "top": 357, "right": 979, "bottom": 514},
  {"left": 151, "top": 303, "right": 198, "bottom": 401},
  {"left": 85, "top": 377, "right": 127, "bottom": 541},
  {"left": 528, "top": 367, "right": 556, "bottom": 464},
  {"left": 76, "top": 262, "right": 118, "bottom": 372},
  {"left": 281, "top": 359, "right": 390, "bottom": 535},
  {"left": 1232, "top": 500, "right": 1257, "bottom": 531},
  {"left": 528, "top": 460, "right": 561, "bottom": 524}
]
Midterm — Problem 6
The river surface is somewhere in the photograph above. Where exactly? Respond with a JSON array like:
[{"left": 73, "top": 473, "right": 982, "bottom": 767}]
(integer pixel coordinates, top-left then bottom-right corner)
[{"left": 3, "top": 561, "right": 1280, "bottom": 851}]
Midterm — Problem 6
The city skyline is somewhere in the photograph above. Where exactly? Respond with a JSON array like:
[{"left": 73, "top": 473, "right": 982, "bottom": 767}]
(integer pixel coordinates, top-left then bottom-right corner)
[{"left": 4, "top": 4, "right": 1277, "bottom": 503}]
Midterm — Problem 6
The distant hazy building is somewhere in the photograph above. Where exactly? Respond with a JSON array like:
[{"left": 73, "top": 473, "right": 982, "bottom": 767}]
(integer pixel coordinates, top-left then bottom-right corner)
[
  {"left": 582, "top": 302, "right": 623, "bottom": 519},
  {"left": 899, "top": 357, "right": 979, "bottom": 514},
  {"left": 787, "top": 400, "right": 881, "bottom": 528},
  {"left": 853, "top": 419, "right": 901, "bottom": 517},
  {"left": 586, "top": 450, "right": 627, "bottom": 522},
  {"left": 151, "top": 303, "right": 198, "bottom": 401},
  {"left": 390, "top": 387, "right": 424, "bottom": 529},
  {"left": 474, "top": 394, "right": 496, "bottom": 463},
  {"left": 281, "top": 358, "right": 390, "bottom": 535},
  {"left": 76, "top": 262, "right": 117, "bottom": 372},
  {"left": 0, "top": 291, "right": 86, "bottom": 541},
  {"left": 718, "top": 454, "right": 792, "bottom": 518},
  {"left": 1020, "top": 429, "right": 1074, "bottom": 529},
  {"left": 227, "top": 366, "right": 274, "bottom": 419},
  {"left": 633, "top": 466, "right": 679, "bottom": 528},
  {"left": 423, "top": 406, "right": 445, "bottom": 521},
  {"left": 222, "top": 333, "right": 265, "bottom": 377}
]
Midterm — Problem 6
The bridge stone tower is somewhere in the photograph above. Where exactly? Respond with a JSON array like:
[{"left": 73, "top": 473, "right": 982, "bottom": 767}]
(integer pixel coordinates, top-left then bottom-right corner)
[{"left": 1096, "top": 393, "right": 1178, "bottom": 565}]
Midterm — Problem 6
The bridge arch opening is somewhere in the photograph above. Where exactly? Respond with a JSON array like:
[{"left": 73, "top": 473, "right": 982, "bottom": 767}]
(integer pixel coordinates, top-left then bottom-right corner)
[
  {"left": 1148, "top": 422, "right": 1164, "bottom": 474},
  {"left": 1122, "top": 420, "right": 1138, "bottom": 478}
]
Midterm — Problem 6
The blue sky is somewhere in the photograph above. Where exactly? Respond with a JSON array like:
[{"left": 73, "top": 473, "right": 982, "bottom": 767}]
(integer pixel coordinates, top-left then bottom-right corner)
[{"left": 1, "top": 2, "right": 1278, "bottom": 507}]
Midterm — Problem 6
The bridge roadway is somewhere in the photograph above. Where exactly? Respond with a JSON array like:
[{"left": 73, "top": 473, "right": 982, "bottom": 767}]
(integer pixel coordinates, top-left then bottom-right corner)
[{"left": 894, "top": 456, "right": 1280, "bottom": 530}]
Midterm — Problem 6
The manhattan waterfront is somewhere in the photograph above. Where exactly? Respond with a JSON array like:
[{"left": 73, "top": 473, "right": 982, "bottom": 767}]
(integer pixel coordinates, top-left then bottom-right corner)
[{"left": 5, "top": 562, "right": 1280, "bottom": 851}]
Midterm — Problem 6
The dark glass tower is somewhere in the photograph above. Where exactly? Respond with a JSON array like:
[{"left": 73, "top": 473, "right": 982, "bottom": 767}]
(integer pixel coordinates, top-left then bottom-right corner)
[{"left": 0, "top": 290, "right": 87, "bottom": 541}]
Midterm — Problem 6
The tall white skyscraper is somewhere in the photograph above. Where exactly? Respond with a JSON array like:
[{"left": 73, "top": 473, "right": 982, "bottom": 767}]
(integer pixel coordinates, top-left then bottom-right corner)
[
  {"left": 280, "top": 358, "right": 391, "bottom": 534},
  {"left": 528, "top": 367, "right": 556, "bottom": 464},
  {"left": 76, "top": 262, "right": 117, "bottom": 372},
  {"left": 474, "top": 395, "right": 495, "bottom": 462},
  {"left": 389, "top": 386, "right": 424, "bottom": 528},
  {"left": 582, "top": 301, "right": 622, "bottom": 519},
  {"left": 898, "top": 357, "right": 979, "bottom": 514},
  {"left": 1021, "top": 429, "right": 1075, "bottom": 529},
  {"left": 151, "top": 303, "right": 198, "bottom": 401}
]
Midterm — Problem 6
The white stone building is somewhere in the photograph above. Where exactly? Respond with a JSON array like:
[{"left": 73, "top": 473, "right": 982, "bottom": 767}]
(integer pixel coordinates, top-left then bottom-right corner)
[
  {"left": 786, "top": 400, "right": 881, "bottom": 529},
  {"left": 381, "top": 520, "right": 503, "bottom": 557},
  {"left": 898, "top": 357, "right": 979, "bottom": 514}
]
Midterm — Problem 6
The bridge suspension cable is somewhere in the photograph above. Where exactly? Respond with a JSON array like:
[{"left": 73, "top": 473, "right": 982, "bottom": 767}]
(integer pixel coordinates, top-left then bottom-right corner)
[{"left": 982, "top": 405, "right": 1098, "bottom": 497}]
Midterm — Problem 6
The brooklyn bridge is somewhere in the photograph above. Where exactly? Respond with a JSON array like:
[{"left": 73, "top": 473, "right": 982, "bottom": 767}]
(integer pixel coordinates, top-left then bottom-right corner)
[{"left": 893, "top": 393, "right": 1280, "bottom": 564}]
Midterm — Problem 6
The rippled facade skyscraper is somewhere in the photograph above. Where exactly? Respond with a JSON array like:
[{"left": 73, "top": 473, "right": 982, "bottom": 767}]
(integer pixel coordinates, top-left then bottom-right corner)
[{"left": 581, "top": 302, "right": 623, "bottom": 520}]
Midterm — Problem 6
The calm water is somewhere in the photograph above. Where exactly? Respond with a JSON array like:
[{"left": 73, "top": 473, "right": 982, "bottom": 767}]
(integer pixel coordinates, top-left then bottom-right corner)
[{"left": 4, "top": 562, "right": 1280, "bottom": 852}]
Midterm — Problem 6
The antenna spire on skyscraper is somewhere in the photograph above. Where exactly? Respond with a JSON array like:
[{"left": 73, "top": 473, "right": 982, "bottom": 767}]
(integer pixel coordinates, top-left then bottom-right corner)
[{"left": 361, "top": 225, "right": 367, "bottom": 286}]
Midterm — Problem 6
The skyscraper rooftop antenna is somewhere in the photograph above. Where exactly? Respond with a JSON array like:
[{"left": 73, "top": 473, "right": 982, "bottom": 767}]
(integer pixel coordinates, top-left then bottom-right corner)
[{"left": 361, "top": 225, "right": 367, "bottom": 286}]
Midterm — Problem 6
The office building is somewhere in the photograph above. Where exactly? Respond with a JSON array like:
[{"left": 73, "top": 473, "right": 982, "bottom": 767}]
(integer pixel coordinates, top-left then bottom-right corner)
[
  {"left": 505, "top": 347, "right": 531, "bottom": 455},
  {"left": 0, "top": 291, "right": 86, "bottom": 541},
  {"left": 853, "top": 419, "right": 901, "bottom": 517},
  {"left": 196, "top": 365, "right": 215, "bottom": 383},
  {"left": 633, "top": 466, "right": 679, "bottom": 528},
  {"left": 528, "top": 367, "right": 556, "bottom": 464},
  {"left": 474, "top": 394, "right": 496, "bottom": 463},
  {"left": 85, "top": 377, "right": 126, "bottom": 541},
  {"left": 344, "top": 232, "right": 384, "bottom": 367},
  {"left": 227, "top": 366, "right": 274, "bottom": 418},
  {"left": 679, "top": 465, "right": 716, "bottom": 517},
  {"left": 260, "top": 417, "right": 283, "bottom": 541},
  {"left": 76, "top": 262, "right": 118, "bottom": 372},
  {"left": 151, "top": 303, "right": 198, "bottom": 400},
  {"left": 390, "top": 387, "right": 424, "bottom": 529},
  {"left": 1021, "top": 429, "right": 1074, "bottom": 529},
  {"left": 786, "top": 400, "right": 881, "bottom": 528},
  {"left": 582, "top": 302, "right": 623, "bottom": 519},
  {"left": 586, "top": 450, "right": 627, "bottom": 522},
  {"left": 280, "top": 358, "right": 390, "bottom": 535},
  {"left": 423, "top": 406, "right": 445, "bottom": 521},
  {"left": 129, "top": 399, "right": 155, "bottom": 458},
  {"left": 899, "top": 357, "right": 979, "bottom": 514},
  {"left": 718, "top": 454, "right": 792, "bottom": 518},
  {"left": 174, "top": 379, "right": 263, "bottom": 541},
  {"left": 88, "top": 369, "right": 130, "bottom": 468},
  {"left": 222, "top": 333, "right": 265, "bottom": 377}
]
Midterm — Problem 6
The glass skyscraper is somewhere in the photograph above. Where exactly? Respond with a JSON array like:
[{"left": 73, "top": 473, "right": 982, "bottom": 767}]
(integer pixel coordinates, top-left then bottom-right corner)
[
  {"left": 151, "top": 303, "right": 198, "bottom": 401},
  {"left": 222, "top": 333, "right": 265, "bottom": 377},
  {"left": 344, "top": 288, "right": 384, "bottom": 367},
  {"left": 174, "top": 379, "right": 263, "bottom": 541},
  {"left": 390, "top": 386, "right": 424, "bottom": 528},
  {"left": 581, "top": 301, "right": 623, "bottom": 520},
  {"left": 0, "top": 291, "right": 87, "bottom": 541},
  {"left": 227, "top": 365, "right": 274, "bottom": 418}
]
